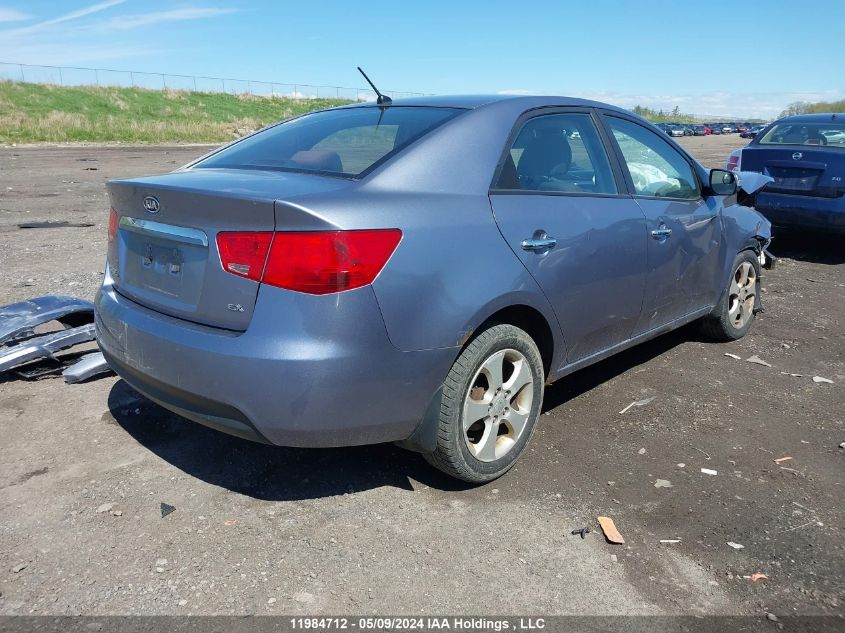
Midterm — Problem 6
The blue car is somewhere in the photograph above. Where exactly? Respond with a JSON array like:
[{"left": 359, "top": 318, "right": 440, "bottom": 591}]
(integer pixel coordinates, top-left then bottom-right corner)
[
  {"left": 726, "top": 113, "right": 845, "bottom": 234},
  {"left": 96, "top": 95, "right": 772, "bottom": 482}
]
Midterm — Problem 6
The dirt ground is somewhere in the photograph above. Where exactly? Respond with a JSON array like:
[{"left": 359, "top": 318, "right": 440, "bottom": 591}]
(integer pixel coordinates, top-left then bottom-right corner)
[{"left": 0, "top": 135, "right": 842, "bottom": 620}]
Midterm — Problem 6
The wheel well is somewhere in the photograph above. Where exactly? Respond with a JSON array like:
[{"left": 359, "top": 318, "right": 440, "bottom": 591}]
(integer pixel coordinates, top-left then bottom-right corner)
[{"left": 476, "top": 305, "right": 555, "bottom": 376}]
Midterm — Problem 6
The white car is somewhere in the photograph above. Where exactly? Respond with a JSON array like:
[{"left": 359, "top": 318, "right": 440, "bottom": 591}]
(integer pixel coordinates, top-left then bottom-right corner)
[{"left": 822, "top": 129, "right": 845, "bottom": 144}]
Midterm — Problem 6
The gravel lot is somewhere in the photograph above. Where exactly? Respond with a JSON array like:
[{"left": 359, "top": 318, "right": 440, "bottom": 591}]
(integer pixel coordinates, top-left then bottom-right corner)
[{"left": 0, "top": 135, "right": 842, "bottom": 619}]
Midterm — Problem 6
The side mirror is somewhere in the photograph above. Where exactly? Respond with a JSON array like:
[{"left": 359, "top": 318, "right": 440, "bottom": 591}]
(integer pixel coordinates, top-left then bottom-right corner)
[{"left": 709, "top": 169, "right": 737, "bottom": 196}]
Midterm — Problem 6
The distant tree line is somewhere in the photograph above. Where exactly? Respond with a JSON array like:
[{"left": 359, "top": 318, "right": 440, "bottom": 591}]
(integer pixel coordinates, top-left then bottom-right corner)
[
  {"left": 629, "top": 98, "right": 845, "bottom": 125},
  {"left": 779, "top": 100, "right": 845, "bottom": 118},
  {"left": 631, "top": 105, "right": 696, "bottom": 123},
  {"left": 629, "top": 105, "right": 765, "bottom": 124}
]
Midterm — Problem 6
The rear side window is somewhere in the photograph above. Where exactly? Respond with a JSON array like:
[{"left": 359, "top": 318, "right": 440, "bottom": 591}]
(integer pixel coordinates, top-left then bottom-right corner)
[
  {"left": 758, "top": 122, "right": 845, "bottom": 148},
  {"left": 495, "top": 113, "right": 617, "bottom": 194},
  {"left": 195, "top": 106, "right": 463, "bottom": 177},
  {"left": 605, "top": 117, "right": 700, "bottom": 199}
]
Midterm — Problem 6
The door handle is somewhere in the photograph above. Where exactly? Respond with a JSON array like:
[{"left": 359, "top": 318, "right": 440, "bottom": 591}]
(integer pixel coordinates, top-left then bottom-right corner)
[
  {"left": 521, "top": 236, "right": 557, "bottom": 251},
  {"left": 651, "top": 227, "right": 672, "bottom": 240}
]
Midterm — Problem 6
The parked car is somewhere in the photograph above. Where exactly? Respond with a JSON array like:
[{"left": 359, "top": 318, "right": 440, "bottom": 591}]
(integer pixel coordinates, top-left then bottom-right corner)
[
  {"left": 693, "top": 125, "right": 707, "bottom": 136},
  {"left": 821, "top": 128, "right": 845, "bottom": 144},
  {"left": 96, "top": 95, "right": 773, "bottom": 482},
  {"left": 737, "top": 124, "right": 750, "bottom": 134},
  {"left": 722, "top": 123, "right": 737, "bottom": 134},
  {"left": 740, "top": 124, "right": 766, "bottom": 139},
  {"left": 667, "top": 124, "right": 686, "bottom": 137},
  {"left": 655, "top": 123, "right": 672, "bottom": 135},
  {"left": 709, "top": 124, "right": 722, "bottom": 135},
  {"left": 726, "top": 113, "right": 845, "bottom": 233}
]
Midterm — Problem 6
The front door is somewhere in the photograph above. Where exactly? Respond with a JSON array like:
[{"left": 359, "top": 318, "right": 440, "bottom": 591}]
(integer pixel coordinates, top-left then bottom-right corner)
[
  {"left": 489, "top": 110, "right": 648, "bottom": 365},
  {"left": 601, "top": 115, "right": 722, "bottom": 334}
]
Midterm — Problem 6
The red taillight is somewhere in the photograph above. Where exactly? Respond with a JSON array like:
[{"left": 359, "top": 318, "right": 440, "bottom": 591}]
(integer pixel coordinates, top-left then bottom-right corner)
[
  {"left": 108, "top": 208, "right": 118, "bottom": 242},
  {"left": 727, "top": 154, "right": 740, "bottom": 172},
  {"left": 216, "top": 229, "right": 402, "bottom": 294},
  {"left": 216, "top": 232, "right": 273, "bottom": 281}
]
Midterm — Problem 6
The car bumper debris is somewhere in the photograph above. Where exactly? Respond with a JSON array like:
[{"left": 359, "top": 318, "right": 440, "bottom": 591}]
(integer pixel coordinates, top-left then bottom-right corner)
[
  {"left": 0, "top": 323, "right": 95, "bottom": 374},
  {"left": 0, "top": 295, "right": 94, "bottom": 346},
  {"left": 62, "top": 351, "right": 113, "bottom": 384},
  {"left": 0, "top": 295, "right": 113, "bottom": 382}
]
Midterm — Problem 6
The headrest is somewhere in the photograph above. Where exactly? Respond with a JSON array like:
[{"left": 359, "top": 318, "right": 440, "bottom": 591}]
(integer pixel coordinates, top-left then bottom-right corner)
[
  {"left": 289, "top": 150, "right": 343, "bottom": 172},
  {"left": 517, "top": 135, "right": 572, "bottom": 185}
]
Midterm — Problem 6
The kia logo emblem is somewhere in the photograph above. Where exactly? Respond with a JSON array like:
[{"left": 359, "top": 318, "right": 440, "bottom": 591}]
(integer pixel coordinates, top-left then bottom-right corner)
[
  {"left": 143, "top": 196, "right": 161, "bottom": 213},
  {"left": 792, "top": 152, "right": 803, "bottom": 161}
]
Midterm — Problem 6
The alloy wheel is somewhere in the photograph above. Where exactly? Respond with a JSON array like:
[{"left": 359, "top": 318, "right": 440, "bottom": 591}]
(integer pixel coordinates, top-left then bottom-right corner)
[
  {"left": 728, "top": 261, "right": 757, "bottom": 329},
  {"left": 462, "top": 349, "right": 534, "bottom": 462}
]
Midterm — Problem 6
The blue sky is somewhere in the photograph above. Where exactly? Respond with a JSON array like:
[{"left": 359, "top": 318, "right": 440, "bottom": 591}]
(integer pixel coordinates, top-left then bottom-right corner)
[{"left": 1, "top": 0, "right": 843, "bottom": 118}]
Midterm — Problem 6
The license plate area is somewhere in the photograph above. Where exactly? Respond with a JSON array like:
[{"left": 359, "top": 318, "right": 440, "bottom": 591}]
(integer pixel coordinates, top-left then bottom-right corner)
[
  {"left": 765, "top": 166, "right": 821, "bottom": 192},
  {"left": 138, "top": 242, "right": 185, "bottom": 292},
  {"left": 117, "top": 218, "right": 208, "bottom": 312}
]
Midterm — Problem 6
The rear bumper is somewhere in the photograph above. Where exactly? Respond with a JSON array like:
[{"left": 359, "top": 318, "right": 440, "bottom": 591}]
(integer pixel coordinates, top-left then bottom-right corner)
[
  {"left": 95, "top": 270, "right": 456, "bottom": 448},
  {"left": 754, "top": 192, "right": 845, "bottom": 233}
]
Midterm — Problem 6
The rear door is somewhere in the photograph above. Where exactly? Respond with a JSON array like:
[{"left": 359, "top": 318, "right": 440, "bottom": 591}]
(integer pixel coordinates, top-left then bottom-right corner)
[
  {"left": 489, "top": 109, "right": 648, "bottom": 363},
  {"left": 600, "top": 114, "right": 722, "bottom": 333}
]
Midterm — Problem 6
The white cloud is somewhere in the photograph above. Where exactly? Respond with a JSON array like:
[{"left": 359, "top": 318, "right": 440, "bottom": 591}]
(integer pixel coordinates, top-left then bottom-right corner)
[
  {"left": 98, "top": 7, "right": 237, "bottom": 31},
  {"left": 0, "top": 3, "right": 235, "bottom": 66},
  {"left": 9, "top": 0, "right": 126, "bottom": 33},
  {"left": 0, "top": 7, "right": 31, "bottom": 22}
]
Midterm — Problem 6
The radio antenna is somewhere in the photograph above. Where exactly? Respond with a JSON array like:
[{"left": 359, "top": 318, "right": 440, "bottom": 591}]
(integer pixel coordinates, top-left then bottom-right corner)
[{"left": 357, "top": 67, "right": 392, "bottom": 105}]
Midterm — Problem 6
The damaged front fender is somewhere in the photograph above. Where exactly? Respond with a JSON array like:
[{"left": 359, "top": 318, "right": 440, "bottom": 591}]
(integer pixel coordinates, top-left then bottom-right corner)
[
  {"left": 737, "top": 171, "right": 774, "bottom": 195},
  {"left": 735, "top": 171, "right": 775, "bottom": 214}
]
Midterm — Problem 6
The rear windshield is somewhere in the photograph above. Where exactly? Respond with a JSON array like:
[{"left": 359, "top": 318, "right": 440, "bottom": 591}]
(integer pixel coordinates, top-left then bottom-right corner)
[
  {"left": 758, "top": 121, "right": 845, "bottom": 148},
  {"left": 194, "top": 106, "right": 464, "bottom": 177}
]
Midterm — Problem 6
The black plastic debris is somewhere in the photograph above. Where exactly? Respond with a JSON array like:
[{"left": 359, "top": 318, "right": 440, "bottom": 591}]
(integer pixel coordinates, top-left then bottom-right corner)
[
  {"left": 17, "top": 221, "right": 95, "bottom": 229},
  {"left": 14, "top": 358, "right": 73, "bottom": 380},
  {"left": 160, "top": 503, "right": 176, "bottom": 518},
  {"left": 571, "top": 527, "right": 591, "bottom": 539}
]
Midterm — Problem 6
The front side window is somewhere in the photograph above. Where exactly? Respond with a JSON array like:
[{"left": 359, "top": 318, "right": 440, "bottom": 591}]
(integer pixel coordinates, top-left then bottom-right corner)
[
  {"left": 605, "top": 117, "right": 700, "bottom": 199},
  {"left": 758, "top": 121, "right": 845, "bottom": 147},
  {"left": 495, "top": 112, "right": 617, "bottom": 194},
  {"left": 195, "top": 106, "right": 463, "bottom": 177}
]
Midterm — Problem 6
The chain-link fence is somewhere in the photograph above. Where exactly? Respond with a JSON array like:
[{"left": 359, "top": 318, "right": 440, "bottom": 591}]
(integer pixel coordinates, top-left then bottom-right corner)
[{"left": 0, "top": 61, "right": 429, "bottom": 101}]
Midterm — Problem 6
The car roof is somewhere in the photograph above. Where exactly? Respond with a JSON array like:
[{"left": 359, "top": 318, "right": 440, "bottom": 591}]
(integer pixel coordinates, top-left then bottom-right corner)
[
  {"left": 341, "top": 94, "right": 632, "bottom": 113},
  {"left": 777, "top": 113, "right": 844, "bottom": 123}
]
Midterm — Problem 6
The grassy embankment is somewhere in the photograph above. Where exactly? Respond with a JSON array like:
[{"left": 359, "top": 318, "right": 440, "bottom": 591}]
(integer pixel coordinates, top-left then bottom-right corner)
[
  {"left": 0, "top": 81, "right": 350, "bottom": 144},
  {"left": 9, "top": 81, "right": 830, "bottom": 144}
]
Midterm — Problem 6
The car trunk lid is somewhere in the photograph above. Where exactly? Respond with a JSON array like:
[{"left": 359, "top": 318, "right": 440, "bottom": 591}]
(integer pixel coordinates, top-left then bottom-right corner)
[
  {"left": 741, "top": 147, "right": 845, "bottom": 198},
  {"left": 107, "top": 168, "right": 351, "bottom": 330}
]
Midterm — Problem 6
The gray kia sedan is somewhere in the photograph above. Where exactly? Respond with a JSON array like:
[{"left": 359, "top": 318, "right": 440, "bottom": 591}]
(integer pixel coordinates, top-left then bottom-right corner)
[{"left": 96, "top": 95, "right": 772, "bottom": 482}]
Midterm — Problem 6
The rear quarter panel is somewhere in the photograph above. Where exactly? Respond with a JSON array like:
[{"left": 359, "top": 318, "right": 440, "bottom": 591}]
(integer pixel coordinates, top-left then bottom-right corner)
[{"left": 369, "top": 193, "right": 562, "bottom": 354}]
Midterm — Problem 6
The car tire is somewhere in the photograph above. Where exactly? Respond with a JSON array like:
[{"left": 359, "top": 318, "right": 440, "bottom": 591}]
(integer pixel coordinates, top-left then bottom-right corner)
[
  {"left": 424, "top": 324, "right": 544, "bottom": 483},
  {"left": 700, "top": 250, "right": 761, "bottom": 341}
]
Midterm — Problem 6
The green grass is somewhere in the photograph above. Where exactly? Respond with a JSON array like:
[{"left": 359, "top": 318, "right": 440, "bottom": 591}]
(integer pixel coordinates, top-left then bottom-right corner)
[{"left": 0, "top": 81, "right": 352, "bottom": 144}]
